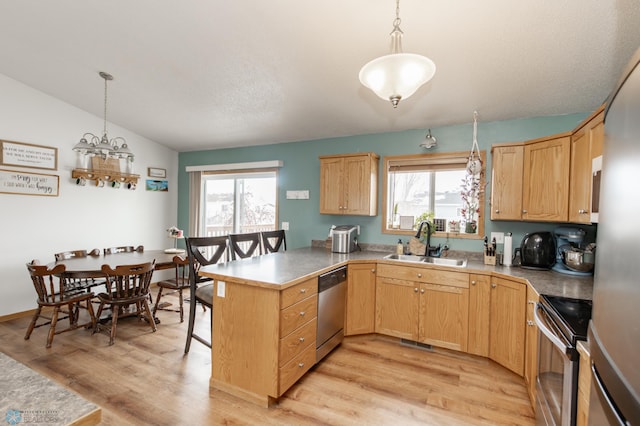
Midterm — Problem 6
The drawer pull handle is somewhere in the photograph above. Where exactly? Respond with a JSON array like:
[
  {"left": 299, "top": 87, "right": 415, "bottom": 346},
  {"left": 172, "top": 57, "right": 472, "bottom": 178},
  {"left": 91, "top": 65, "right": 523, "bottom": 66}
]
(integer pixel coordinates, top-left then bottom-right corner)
[
  {"left": 299, "top": 337, "right": 305, "bottom": 343},
  {"left": 300, "top": 288, "right": 306, "bottom": 294},
  {"left": 527, "top": 320, "right": 534, "bottom": 326},
  {"left": 298, "top": 362, "right": 305, "bottom": 368},
  {"left": 491, "top": 283, "right": 497, "bottom": 288},
  {"left": 371, "top": 269, "right": 376, "bottom": 273},
  {"left": 417, "top": 273, "right": 422, "bottom": 278},
  {"left": 414, "top": 288, "right": 419, "bottom": 293},
  {"left": 471, "top": 280, "right": 476, "bottom": 285},
  {"left": 299, "top": 311, "right": 306, "bottom": 316},
  {"left": 420, "top": 288, "right": 425, "bottom": 294}
]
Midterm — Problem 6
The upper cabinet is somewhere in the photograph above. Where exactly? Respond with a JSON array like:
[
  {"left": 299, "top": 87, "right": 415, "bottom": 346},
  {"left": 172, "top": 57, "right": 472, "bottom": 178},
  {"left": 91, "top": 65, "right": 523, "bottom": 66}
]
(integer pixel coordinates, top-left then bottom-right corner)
[
  {"left": 319, "top": 152, "right": 379, "bottom": 216},
  {"left": 491, "top": 135, "right": 570, "bottom": 222},
  {"left": 491, "top": 104, "right": 605, "bottom": 224},
  {"left": 569, "top": 107, "right": 604, "bottom": 223}
]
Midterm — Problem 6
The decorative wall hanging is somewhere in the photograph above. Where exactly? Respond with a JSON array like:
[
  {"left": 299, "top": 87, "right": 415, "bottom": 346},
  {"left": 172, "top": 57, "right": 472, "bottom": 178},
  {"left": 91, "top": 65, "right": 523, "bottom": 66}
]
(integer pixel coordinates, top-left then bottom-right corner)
[
  {"left": 0, "top": 169, "right": 59, "bottom": 196},
  {"left": 0, "top": 140, "right": 58, "bottom": 170}
]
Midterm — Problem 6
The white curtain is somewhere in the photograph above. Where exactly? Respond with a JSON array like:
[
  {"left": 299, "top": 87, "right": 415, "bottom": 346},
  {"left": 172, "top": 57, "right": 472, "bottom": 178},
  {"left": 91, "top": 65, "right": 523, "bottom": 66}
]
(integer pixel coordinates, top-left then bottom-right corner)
[{"left": 188, "top": 171, "right": 201, "bottom": 237}]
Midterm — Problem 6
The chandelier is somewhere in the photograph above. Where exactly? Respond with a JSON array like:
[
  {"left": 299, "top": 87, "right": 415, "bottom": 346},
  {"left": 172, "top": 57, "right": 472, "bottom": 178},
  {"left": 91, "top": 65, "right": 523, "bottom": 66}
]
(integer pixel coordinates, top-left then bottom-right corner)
[
  {"left": 72, "top": 72, "right": 133, "bottom": 160},
  {"left": 358, "top": 0, "right": 436, "bottom": 108}
]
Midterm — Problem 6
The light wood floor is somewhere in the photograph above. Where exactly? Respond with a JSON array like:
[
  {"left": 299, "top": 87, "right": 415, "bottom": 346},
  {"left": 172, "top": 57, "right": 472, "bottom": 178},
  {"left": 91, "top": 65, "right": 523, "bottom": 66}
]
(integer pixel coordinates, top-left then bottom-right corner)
[{"left": 0, "top": 291, "right": 535, "bottom": 425}]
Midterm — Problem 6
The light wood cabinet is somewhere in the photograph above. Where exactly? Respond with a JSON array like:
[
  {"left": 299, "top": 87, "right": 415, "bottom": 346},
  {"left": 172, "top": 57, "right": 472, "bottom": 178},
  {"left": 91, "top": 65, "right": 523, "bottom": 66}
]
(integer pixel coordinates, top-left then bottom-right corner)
[
  {"left": 491, "top": 135, "right": 570, "bottom": 222},
  {"left": 577, "top": 341, "right": 591, "bottom": 426},
  {"left": 468, "top": 274, "right": 491, "bottom": 357},
  {"left": 569, "top": 108, "right": 604, "bottom": 223},
  {"left": 319, "top": 152, "right": 379, "bottom": 216},
  {"left": 522, "top": 135, "right": 571, "bottom": 222},
  {"left": 489, "top": 277, "right": 527, "bottom": 376},
  {"left": 345, "top": 263, "right": 377, "bottom": 336},
  {"left": 524, "top": 284, "right": 540, "bottom": 406},
  {"left": 375, "top": 264, "right": 469, "bottom": 351},
  {"left": 211, "top": 277, "right": 318, "bottom": 406},
  {"left": 491, "top": 145, "right": 524, "bottom": 220}
]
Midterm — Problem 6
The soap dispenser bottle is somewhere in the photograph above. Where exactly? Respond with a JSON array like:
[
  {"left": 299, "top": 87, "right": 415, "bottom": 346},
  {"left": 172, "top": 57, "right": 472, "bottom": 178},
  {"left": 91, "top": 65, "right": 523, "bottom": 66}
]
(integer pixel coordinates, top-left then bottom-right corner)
[{"left": 396, "top": 239, "right": 404, "bottom": 255}]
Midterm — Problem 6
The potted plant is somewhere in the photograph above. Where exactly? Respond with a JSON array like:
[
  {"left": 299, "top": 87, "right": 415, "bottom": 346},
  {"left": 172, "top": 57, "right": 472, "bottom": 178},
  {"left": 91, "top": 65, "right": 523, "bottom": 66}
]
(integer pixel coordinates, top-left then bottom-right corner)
[
  {"left": 460, "top": 173, "right": 482, "bottom": 233},
  {"left": 414, "top": 211, "right": 436, "bottom": 241}
]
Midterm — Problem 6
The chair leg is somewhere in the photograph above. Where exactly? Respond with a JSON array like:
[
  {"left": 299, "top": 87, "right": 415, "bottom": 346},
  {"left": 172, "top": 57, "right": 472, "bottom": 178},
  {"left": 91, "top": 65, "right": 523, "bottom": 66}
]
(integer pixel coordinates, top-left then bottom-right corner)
[
  {"left": 178, "top": 288, "right": 184, "bottom": 323},
  {"left": 24, "top": 306, "right": 42, "bottom": 340},
  {"left": 93, "top": 302, "right": 105, "bottom": 335},
  {"left": 109, "top": 304, "right": 119, "bottom": 345},
  {"left": 152, "top": 287, "right": 164, "bottom": 317},
  {"left": 141, "top": 299, "right": 157, "bottom": 333},
  {"left": 46, "top": 306, "right": 60, "bottom": 348},
  {"left": 85, "top": 299, "right": 97, "bottom": 330},
  {"left": 184, "top": 293, "right": 198, "bottom": 354}
]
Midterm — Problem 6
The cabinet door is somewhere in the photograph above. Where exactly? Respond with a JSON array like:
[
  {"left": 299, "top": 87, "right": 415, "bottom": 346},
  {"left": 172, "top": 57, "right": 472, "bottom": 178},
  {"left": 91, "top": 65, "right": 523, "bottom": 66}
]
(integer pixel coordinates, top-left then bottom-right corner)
[
  {"left": 524, "top": 285, "right": 540, "bottom": 406},
  {"left": 589, "top": 110, "right": 605, "bottom": 160},
  {"left": 489, "top": 277, "right": 526, "bottom": 376},
  {"left": 491, "top": 145, "right": 524, "bottom": 220},
  {"left": 375, "top": 277, "right": 418, "bottom": 340},
  {"left": 319, "top": 157, "right": 344, "bottom": 214},
  {"left": 419, "top": 283, "right": 469, "bottom": 352},
  {"left": 522, "top": 136, "right": 570, "bottom": 221},
  {"left": 343, "top": 155, "right": 376, "bottom": 215},
  {"left": 346, "top": 263, "right": 377, "bottom": 335},
  {"left": 569, "top": 128, "right": 592, "bottom": 223},
  {"left": 468, "top": 274, "right": 491, "bottom": 357}
]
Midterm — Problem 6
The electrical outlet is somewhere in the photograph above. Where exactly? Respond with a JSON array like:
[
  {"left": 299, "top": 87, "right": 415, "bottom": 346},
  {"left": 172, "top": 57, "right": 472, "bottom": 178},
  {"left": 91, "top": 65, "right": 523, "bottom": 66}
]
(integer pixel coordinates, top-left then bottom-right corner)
[
  {"left": 491, "top": 232, "right": 505, "bottom": 244},
  {"left": 282, "top": 222, "right": 289, "bottom": 230}
]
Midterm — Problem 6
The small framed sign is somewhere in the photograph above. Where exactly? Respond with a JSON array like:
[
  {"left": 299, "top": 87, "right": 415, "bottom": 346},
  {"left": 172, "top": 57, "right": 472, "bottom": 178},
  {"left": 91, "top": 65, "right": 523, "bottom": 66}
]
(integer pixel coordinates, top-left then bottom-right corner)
[
  {"left": 147, "top": 167, "right": 166, "bottom": 178},
  {"left": 0, "top": 140, "right": 58, "bottom": 170},
  {"left": 0, "top": 168, "right": 59, "bottom": 196}
]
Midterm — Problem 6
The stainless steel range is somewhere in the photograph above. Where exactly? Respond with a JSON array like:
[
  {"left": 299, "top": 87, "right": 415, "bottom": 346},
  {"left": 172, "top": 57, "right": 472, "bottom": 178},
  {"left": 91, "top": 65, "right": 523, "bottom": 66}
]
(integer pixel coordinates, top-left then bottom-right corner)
[{"left": 534, "top": 294, "right": 592, "bottom": 426}]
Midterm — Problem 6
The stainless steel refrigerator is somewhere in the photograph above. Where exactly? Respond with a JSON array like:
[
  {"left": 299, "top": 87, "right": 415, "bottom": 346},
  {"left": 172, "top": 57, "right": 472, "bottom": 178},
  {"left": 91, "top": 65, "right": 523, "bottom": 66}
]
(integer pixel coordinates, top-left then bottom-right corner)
[{"left": 588, "top": 46, "right": 640, "bottom": 424}]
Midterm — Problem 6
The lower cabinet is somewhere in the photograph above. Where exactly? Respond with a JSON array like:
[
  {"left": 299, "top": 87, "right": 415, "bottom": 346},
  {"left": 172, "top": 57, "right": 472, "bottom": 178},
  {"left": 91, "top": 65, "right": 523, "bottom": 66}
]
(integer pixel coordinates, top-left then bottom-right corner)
[
  {"left": 577, "top": 342, "right": 591, "bottom": 426},
  {"left": 345, "top": 263, "right": 377, "bottom": 335},
  {"left": 375, "top": 264, "right": 469, "bottom": 351},
  {"left": 489, "top": 277, "right": 527, "bottom": 376},
  {"left": 468, "top": 274, "right": 527, "bottom": 377},
  {"left": 524, "top": 284, "right": 540, "bottom": 406}
]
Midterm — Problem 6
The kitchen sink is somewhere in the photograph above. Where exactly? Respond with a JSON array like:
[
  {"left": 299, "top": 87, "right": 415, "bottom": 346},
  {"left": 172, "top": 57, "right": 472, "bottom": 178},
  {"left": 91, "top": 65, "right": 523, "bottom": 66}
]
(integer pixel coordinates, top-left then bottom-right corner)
[{"left": 383, "top": 253, "right": 467, "bottom": 268}]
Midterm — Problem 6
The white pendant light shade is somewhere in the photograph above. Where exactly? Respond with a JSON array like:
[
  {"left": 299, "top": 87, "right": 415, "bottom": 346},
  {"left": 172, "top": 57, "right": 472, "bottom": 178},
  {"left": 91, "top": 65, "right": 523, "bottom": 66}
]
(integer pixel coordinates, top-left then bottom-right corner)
[{"left": 359, "top": 53, "right": 436, "bottom": 107}]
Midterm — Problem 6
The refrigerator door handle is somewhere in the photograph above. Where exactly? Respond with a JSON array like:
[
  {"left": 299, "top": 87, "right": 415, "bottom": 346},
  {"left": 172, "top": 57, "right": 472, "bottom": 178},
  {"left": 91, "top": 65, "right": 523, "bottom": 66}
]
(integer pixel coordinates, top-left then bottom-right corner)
[
  {"left": 534, "top": 303, "right": 571, "bottom": 354},
  {"left": 591, "top": 364, "right": 626, "bottom": 426}
]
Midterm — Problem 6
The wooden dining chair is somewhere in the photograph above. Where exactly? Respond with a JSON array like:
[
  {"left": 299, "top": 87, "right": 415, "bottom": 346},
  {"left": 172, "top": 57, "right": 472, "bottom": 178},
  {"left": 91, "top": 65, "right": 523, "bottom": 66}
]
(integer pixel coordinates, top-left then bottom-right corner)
[
  {"left": 24, "top": 261, "right": 97, "bottom": 348},
  {"left": 229, "top": 232, "right": 262, "bottom": 260},
  {"left": 54, "top": 248, "right": 106, "bottom": 290},
  {"left": 184, "top": 236, "right": 229, "bottom": 353},
  {"left": 94, "top": 261, "right": 156, "bottom": 345},
  {"left": 103, "top": 245, "right": 144, "bottom": 255},
  {"left": 152, "top": 255, "right": 190, "bottom": 322},
  {"left": 261, "top": 230, "right": 287, "bottom": 253}
]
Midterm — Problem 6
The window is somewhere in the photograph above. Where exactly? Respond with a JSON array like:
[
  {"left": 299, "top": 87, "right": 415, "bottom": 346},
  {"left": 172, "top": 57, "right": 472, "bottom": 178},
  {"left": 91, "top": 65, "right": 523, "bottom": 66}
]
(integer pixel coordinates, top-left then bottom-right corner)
[
  {"left": 382, "top": 151, "right": 485, "bottom": 239},
  {"left": 200, "top": 170, "right": 278, "bottom": 237}
]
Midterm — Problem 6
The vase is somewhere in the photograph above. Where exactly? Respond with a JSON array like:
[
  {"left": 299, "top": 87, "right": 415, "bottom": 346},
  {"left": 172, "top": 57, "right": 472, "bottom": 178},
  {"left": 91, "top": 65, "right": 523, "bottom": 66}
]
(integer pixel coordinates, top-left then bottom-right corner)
[{"left": 465, "top": 221, "right": 477, "bottom": 234}]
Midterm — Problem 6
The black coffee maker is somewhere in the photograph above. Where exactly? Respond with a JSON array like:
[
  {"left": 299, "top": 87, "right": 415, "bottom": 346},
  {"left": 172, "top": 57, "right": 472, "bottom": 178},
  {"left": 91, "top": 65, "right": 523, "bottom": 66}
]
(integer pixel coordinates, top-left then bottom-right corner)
[{"left": 515, "top": 231, "right": 556, "bottom": 270}]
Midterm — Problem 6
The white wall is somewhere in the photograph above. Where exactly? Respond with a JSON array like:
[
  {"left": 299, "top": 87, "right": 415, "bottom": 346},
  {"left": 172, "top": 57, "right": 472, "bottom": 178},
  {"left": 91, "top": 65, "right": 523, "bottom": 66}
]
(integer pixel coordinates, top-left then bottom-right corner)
[{"left": 0, "top": 74, "right": 179, "bottom": 316}]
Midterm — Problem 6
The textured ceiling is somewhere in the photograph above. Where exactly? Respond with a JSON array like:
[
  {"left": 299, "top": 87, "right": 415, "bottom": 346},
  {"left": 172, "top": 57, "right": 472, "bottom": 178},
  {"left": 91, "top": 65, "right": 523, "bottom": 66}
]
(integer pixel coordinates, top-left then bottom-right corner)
[{"left": 1, "top": 1, "right": 639, "bottom": 152}]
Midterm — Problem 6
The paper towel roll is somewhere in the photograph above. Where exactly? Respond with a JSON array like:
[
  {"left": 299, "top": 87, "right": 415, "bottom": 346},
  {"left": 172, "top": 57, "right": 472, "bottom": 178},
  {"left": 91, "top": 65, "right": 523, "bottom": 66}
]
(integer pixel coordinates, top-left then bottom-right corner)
[{"left": 503, "top": 234, "right": 513, "bottom": 266}]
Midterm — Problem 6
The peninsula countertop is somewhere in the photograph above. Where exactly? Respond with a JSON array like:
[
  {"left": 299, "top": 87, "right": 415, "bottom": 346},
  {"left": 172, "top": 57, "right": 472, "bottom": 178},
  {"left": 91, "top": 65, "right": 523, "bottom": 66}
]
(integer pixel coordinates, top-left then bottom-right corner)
[{"left": 198, "top": 247, "right": 593, "bottom": 300}]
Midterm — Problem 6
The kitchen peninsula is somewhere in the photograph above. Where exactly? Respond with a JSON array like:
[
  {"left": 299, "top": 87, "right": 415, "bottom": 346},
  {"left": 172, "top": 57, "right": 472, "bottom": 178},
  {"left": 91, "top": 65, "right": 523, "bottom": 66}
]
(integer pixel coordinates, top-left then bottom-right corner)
[{"left": 199, "top": 247, "right": 593, "bottom": 407}]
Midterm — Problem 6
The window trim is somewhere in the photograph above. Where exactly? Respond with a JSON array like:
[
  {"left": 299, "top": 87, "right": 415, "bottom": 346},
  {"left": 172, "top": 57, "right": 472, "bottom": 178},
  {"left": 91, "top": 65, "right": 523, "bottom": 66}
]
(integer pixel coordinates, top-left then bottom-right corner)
[{"left": 381, "top": 151, "right": 486, "bottom": 240}]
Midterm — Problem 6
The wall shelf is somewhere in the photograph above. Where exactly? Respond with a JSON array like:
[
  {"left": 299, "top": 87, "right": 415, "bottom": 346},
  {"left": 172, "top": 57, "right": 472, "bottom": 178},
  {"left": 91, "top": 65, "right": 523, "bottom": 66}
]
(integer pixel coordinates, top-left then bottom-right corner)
[{"left": 72, "top": 168, "right": 140, "bottom": 188}]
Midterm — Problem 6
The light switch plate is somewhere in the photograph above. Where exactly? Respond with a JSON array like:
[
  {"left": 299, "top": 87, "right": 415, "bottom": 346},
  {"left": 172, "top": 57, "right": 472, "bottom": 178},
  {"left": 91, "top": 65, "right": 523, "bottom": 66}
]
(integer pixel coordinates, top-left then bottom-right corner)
[
  {"left": 491, "top": 232, "right": 505, "bottom": 244},
  {"left": 282, "top": 221, "right": 289, "bottom": 230}
]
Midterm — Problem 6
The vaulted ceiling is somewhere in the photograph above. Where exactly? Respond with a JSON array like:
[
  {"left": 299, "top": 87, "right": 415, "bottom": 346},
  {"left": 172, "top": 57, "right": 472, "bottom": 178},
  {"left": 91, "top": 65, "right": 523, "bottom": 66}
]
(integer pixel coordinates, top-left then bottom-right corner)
[{"left": 1, "top": 1, "right": 639, "bottom": 152}]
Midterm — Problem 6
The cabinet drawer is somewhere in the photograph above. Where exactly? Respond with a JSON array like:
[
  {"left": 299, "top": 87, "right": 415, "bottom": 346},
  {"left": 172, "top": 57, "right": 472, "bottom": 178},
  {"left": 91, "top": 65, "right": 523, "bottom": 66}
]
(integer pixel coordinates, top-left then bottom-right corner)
[
  {"left": 280, "top": 295, "right": 318, "bottom": 336},
  {"left": 377, "top": 264, "right": 468, "bottom": 288},
  {"left": 279, "top": 342, "right": 316, "bottom": 396},
  {"left": 279, "top": 318, "right": 317, "bottom": 367},
  {"left": 281, "top": 278, "right": 317, "bottom": 309}
]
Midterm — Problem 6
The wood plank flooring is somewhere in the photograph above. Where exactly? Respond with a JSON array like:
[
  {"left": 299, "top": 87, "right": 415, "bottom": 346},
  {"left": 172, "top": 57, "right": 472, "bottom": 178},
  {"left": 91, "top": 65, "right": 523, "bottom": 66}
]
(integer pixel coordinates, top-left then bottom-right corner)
[{"left": 0, "top": 291, "right": 535, "bottom": 425}]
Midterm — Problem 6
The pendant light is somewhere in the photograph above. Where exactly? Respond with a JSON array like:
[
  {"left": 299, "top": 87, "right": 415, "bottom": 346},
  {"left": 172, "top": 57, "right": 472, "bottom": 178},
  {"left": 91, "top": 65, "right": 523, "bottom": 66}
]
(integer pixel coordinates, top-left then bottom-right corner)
[
  {"left": 359, "top": 0, "right": 436, "bottom": 108},
  {"left": 72, "top": 72, "right": 133, "bottom": 160}
]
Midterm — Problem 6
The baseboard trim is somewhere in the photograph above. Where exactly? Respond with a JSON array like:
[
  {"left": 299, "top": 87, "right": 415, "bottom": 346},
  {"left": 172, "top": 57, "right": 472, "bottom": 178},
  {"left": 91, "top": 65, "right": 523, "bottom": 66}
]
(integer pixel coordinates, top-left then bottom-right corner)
[{"left": 0, "top": 308, "right": 37, "bottom": 323}]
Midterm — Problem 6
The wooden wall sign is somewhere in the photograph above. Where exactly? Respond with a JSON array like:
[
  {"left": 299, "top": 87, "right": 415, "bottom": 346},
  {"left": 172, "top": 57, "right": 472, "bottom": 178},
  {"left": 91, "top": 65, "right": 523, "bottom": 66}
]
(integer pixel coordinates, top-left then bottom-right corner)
[
  {"left": 0, "top": 140, "right": 58, "bottom": 170},
  {"left": 0, "top": 169, "right": 59, "bottom": 196}
]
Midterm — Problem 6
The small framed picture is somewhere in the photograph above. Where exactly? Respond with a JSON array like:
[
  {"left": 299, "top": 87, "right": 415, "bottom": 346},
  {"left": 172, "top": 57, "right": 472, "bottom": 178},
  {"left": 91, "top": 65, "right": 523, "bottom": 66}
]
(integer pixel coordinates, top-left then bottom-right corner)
[
  {"left": 147, "top": 167, "right": 166, "bottom": 178},
  {"left": 146, "top": 179, "right": 168, "bottom": 192}
]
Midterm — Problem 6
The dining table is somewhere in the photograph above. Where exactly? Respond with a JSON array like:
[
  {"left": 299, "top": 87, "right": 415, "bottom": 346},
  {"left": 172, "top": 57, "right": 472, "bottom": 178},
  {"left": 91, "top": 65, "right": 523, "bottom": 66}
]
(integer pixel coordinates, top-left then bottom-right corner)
[{"left": 51, "top": 249, "right": 182, "bottom": 276}]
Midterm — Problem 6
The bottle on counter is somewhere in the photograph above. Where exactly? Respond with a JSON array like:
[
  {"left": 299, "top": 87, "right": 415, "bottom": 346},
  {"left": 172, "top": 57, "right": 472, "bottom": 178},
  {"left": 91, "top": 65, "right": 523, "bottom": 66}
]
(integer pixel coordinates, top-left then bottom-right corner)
[{"left": 396, "top": 239, "right": 404, "bottom": 255}]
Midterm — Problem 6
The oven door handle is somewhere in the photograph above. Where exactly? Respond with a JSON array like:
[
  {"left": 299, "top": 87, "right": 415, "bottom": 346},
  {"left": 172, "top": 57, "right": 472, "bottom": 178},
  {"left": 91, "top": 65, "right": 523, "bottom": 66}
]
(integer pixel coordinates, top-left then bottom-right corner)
[{"left": 533, "top": 302, "right": 571, "bottom": 354}]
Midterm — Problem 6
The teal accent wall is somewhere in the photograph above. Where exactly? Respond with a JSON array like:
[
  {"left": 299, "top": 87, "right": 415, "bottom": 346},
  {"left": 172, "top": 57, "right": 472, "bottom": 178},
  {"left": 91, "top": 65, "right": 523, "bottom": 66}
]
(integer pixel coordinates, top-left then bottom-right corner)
[{"left": 178, "top": 112, "right": 594, "bottom": 254}]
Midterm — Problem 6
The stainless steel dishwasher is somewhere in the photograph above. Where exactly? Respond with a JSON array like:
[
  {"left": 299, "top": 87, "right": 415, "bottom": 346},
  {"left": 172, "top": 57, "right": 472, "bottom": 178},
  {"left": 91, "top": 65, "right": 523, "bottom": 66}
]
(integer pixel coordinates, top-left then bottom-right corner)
[{"left": 316, "top": 265, "right": 347, "bottom": 362}]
